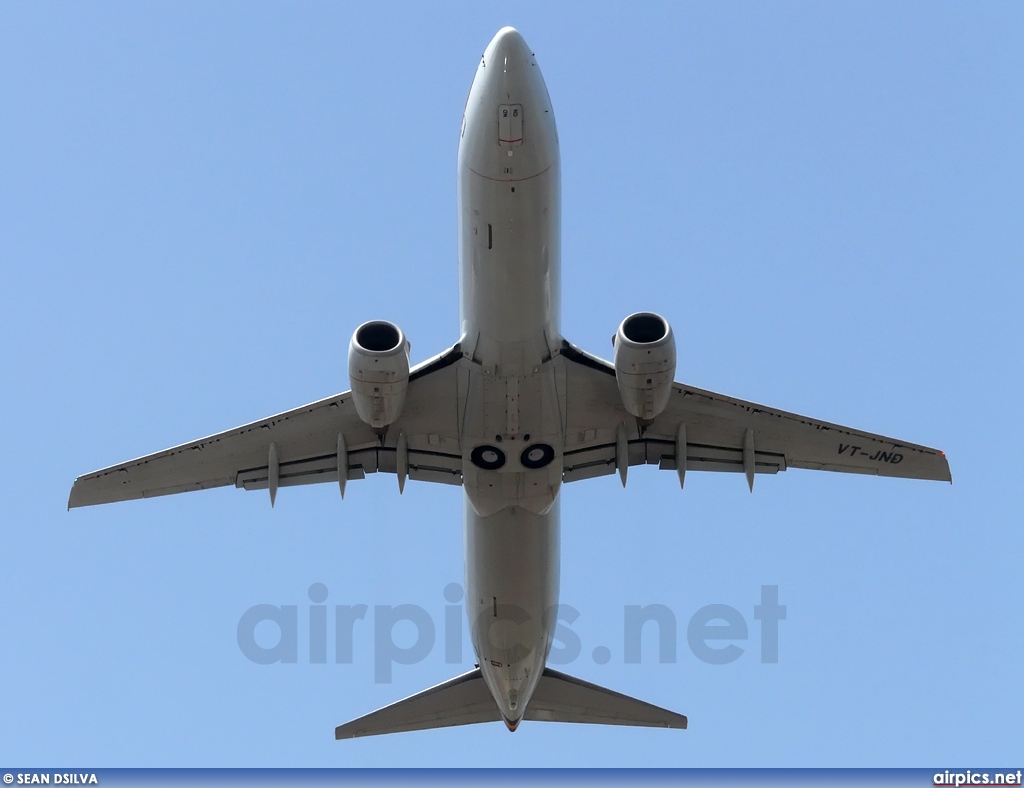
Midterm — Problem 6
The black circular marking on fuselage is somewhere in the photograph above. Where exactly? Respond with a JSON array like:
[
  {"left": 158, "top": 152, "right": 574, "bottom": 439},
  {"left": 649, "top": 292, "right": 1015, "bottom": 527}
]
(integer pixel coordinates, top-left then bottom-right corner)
[
  {"left": 520, "top": 443, "right": 555, "bottom": 470},
  {"left": 471, "top": 445, "right": 506, "bottom": 470}
]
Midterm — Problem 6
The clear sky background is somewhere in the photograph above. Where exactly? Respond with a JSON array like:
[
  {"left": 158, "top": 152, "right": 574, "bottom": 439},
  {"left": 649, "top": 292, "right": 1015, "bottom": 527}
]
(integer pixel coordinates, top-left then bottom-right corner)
[{"left": 2, "top": 1, "right": 1021, "bottom": 768}]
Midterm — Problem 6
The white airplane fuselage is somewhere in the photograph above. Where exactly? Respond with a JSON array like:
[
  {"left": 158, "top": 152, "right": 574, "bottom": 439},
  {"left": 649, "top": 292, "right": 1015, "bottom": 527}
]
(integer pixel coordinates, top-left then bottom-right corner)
[{"left": 457, "top": 27, "right": 562, "bottom": 727}]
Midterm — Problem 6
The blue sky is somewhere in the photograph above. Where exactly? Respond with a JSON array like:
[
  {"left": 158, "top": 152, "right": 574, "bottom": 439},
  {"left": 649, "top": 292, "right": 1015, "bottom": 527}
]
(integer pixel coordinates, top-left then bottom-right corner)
[{"left": 2, "top": 1, "right": 1021, "bottom": 768}]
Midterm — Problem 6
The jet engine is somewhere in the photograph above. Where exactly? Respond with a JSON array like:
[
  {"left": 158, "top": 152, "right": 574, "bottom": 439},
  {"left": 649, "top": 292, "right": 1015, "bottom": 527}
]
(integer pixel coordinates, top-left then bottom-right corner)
[
  {"left": 612, "top": 312, "right": 676, "bottom": 420},
  {"left": 348, "top": 320, "right": 410, "bottom": 428}
]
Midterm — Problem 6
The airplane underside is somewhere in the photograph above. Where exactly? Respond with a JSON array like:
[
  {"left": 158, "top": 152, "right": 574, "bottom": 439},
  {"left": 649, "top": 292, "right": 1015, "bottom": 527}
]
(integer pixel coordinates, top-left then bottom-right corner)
[{"left": 69, "top": 27, "right": 950, "bottom": 739}]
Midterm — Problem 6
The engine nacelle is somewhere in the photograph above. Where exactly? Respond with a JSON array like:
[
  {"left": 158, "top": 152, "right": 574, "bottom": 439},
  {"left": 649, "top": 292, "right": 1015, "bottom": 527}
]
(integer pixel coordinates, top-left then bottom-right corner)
[
  {"left": 613, "top": 312, "right": 676, "bottom": 420},
  {"left": 348, "top": 320, "right": 410, "bottom": 428}
]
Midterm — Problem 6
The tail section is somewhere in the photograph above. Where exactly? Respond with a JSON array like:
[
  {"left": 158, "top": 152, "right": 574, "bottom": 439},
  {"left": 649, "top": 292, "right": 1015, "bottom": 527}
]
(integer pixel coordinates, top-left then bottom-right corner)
[
  {"left": 334, "top": 668, "right": 498, "bottom": 739},
  {"left": 335, "top": 667, "right": 686, "bottom": 739},
  {"left": 526, "top": 667, "right": 687, "bottom": 729}
]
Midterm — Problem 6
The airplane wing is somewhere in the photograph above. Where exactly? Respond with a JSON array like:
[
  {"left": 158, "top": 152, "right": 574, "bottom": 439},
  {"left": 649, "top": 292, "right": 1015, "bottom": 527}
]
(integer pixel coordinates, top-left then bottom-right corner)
[
  {"left": 559, "top": 342, "right": 951, "bottom": 488},
  {"left": 69, "top": 345, "right": 466, "bottom": 509}
]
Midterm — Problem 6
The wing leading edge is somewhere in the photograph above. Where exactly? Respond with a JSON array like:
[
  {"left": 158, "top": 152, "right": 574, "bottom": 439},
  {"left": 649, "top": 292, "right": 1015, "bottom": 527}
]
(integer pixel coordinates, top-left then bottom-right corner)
[
  {"left": 69, "top": 345, "right": 466, "bottom": 509},
  {"left": 559, "top": 341, "right": 951, "bottom": 486}
]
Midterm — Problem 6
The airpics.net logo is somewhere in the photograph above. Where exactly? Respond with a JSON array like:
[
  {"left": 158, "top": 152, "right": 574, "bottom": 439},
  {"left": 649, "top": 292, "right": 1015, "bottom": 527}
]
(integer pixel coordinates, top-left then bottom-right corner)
[
  {"left": 235, "top": 583, "right": 786, "bottom": 682},
  {"left": 934, "top": 771, "right": 1023, "bottom": 786}
]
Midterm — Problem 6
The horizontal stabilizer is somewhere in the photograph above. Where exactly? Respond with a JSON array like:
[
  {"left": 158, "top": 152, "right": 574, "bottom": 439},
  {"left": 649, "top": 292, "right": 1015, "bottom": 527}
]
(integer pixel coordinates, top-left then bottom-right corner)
[
  {"left": 335, "top": 668, "right": 498, "bottom": 739},
  {"left": 335, "top": 667, "right": 686, "bottom": 739},
  {"left": 525, "top": 667, "right": 687, "bottom": 729}
]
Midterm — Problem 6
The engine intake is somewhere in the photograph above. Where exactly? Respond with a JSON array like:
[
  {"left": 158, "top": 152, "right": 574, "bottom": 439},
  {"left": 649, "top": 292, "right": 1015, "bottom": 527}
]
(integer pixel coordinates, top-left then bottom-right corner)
[
  {"left": 613, "top": 312, "right": 676, "bottom": 420},
  {"left": 348, "top": 320, "right": 410, "bottom": 428}
]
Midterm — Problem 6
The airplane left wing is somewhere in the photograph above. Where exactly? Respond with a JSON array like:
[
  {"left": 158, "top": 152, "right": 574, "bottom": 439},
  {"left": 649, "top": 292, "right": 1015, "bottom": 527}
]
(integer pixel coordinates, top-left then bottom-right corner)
[
  {"left": 559, "top": 342, "right": 951, "bottom": 487},
  {"left": 69, "top": 345, "right": 466, "bottom": 508}
]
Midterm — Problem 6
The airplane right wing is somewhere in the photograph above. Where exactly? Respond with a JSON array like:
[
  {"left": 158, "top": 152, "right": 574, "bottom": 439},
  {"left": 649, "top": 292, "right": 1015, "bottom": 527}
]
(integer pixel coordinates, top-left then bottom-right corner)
[
  {"left": 559, "top": 342, "right": 951, "bottom": 487},
  {"left": 69, "top": 344, "right": 467, "bottom": 509}
]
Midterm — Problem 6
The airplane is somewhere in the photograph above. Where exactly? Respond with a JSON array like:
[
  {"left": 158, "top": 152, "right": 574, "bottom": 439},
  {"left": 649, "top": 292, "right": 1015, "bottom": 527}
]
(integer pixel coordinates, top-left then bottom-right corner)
[{"left": 69, "top": 27, "right": 951, "bottom": 738}]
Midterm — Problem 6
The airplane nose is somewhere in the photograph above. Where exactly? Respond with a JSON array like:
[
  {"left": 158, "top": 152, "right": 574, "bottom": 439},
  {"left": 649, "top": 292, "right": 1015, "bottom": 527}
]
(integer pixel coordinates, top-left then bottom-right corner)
[
  {"left": 487, "top": 26, "right": 533, "bottom": 72},
  {"left": 461, "top": 26, "right": 557, "bottom": 179}
]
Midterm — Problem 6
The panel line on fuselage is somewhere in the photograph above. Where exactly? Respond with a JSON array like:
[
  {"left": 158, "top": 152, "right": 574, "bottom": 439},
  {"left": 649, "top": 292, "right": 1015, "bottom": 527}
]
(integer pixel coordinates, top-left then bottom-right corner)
[{"left": 467, "top": 163, "right": 555, "bottom": 183}]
